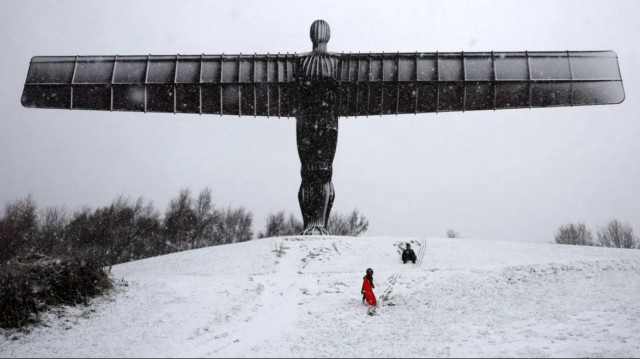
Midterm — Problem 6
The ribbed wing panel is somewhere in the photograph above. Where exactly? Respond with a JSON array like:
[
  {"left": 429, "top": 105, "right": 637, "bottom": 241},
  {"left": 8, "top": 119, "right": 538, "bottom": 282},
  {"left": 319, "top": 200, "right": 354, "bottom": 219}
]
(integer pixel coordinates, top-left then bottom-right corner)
[
  {"left": 22, "top": 54, "right": 298, "bottom": 117},
  {"left": 336, "top": 51, "right": 625, "bottom": 117},
  {"left": 22, "top": 51, "right": 624, "bottom": 118}
]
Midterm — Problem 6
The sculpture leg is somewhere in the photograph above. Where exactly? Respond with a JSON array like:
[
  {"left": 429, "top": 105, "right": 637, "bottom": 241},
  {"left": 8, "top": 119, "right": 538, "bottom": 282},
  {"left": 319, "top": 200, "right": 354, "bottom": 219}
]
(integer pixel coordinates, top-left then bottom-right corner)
[
  {"left": 295, "top": 76, "right": 339, "bottom": 235},
  {"left": 296, "top": 118, "right": 338, "bottom": 235}
]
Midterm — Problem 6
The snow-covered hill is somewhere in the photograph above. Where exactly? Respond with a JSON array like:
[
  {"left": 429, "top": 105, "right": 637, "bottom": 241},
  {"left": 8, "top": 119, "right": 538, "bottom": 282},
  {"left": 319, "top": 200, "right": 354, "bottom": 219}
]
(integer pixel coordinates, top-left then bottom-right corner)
[{"left": 2, "top": 236, "right": 640, "bottom": 357}]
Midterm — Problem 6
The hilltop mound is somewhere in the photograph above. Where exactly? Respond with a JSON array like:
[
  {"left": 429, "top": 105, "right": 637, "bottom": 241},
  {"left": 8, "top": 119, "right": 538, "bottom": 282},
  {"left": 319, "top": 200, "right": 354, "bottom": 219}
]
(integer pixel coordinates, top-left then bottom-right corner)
[{"left": 2, "top": 236, "right": 640, "bottom": 357}]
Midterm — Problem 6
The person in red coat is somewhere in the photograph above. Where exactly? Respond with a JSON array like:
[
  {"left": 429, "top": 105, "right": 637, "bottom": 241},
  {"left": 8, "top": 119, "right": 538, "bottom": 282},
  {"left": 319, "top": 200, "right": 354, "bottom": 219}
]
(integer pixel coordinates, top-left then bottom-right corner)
[{"left": 361, "top": 268, "right": 375, "bottom": 303}]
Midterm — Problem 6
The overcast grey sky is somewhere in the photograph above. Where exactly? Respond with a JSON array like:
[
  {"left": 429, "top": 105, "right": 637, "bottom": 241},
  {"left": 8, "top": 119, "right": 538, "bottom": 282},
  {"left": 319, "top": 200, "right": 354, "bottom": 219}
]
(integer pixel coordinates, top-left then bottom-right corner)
[{"left": 1, "top": 0, "right": 638, "bottom": 243}]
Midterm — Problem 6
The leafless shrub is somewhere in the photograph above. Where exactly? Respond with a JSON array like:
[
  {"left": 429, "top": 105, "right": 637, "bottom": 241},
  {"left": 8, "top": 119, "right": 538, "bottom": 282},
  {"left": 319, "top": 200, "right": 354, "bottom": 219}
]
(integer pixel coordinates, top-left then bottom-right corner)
[
  {"left": 212, "top": 206, "right": 253, "bottom": 245},
  {"left": 163, "top": 188, "right": 253, "bottom": 247},
  {"left": 0, "top": 254, "right": 112, "bottom": 329},
  {"left": 62, "top": 196, "right": 164, "bottom": 265},
  {"left": 596, "top": 219, "right": 637, "bottom": 248},
  {"left": 328, "top": 209, "right": 369, "bottom": 236},
  {"left": 0, "top": 195, "right": 38, "bottom": 263},
  {"left": 555, "top": 222, "right": 594, "bottom": 246},
  {"left": 163, "top": 189, "right": 198, "bottom": 249},
  {"left": 2, "top": 188, "right": 255, "bottom": 268},
  {"left": 38, "top": 206, "right": 69, "bottom": 254},
  {"left": 191, "top": 188, "right": 216, "bottom": 247},
  {"left": 258, "top": 209, "right": 369, "bottom": 237},
  {"left": 257, "top": 211, "right": 303, "bottom": 238}
]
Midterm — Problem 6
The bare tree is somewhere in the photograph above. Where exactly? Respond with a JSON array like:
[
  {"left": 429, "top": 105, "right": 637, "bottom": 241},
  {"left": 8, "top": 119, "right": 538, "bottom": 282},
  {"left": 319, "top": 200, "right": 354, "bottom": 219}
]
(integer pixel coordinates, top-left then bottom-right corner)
[
  {"left": 258, "top": 211, "right": 285, "bottom": 238},
  {"left": 555, "top": 222, "right": 594, "bottom": 246},
  {"left": 213, "top": 206, "right": 253, "bottom": 244},
  {"left": 447, "top": 229, "right": 459, "bottom": 238},
  {"left": 286, "top": 213, "right": 304, "bottom": 235},
  {"left": 61, "top": 195, "right": 164, "bottom": 265},
  {"left": 0, "top": 195, "right": 38, "bottom": 263},
  {"left": 0, "top": 188, "right": 255, "bottom": 267},
  {"left": 258, "top": 211, "right": 304, "bottom": 238},
  {"left": 38, "top": 206, "right": 69, "bottom": 254},
  {"left": 191, "top": 188, "right": 216, "bottom": 247},
  {"left": 64, "top": 206, "right": 93, "bottom": 248},
  {"left": 328, "top": 209, "right": 369, "bottom": 236},
  {"left": 596, "top": 219, "right": 637, "bottom": 248},
  {"left": 258, "top": 209, "right": 368, "bottom": 237},
  {"left": 163, "top": 189, "right": 197, "bottom": 249},
  {"left": 127, "top": 197, "right": 164, "bottom": 260}
]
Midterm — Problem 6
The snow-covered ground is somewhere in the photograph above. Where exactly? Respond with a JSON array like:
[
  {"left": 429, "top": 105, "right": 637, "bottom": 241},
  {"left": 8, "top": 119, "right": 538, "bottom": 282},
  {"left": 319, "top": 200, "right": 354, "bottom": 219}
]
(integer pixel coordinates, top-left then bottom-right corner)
[{"left": 2, "top": 236, "right": 640, "bottom": 357}]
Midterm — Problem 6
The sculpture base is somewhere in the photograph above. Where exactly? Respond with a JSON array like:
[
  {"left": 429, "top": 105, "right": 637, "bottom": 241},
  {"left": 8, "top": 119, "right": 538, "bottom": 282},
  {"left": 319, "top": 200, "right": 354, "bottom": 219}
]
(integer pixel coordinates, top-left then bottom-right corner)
[{"left": 300, "top": 225, "right": 331, "bottom": 236}]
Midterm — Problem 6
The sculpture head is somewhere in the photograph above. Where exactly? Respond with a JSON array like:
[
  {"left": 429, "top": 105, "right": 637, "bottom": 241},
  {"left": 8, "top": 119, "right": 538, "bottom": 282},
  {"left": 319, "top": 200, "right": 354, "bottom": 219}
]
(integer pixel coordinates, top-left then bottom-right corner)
[{"left": 310, "top": 19, "right": 330, "bottom": 52}]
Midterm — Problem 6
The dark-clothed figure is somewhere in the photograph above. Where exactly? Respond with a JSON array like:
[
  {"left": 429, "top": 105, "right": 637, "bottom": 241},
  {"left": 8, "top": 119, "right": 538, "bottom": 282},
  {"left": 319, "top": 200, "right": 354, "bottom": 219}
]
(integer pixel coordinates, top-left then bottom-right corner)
[
  {"left": 402, "top": 243, "right": 417, "bottom": 264},
  {"left": 361, "top": 268, "right": 375, "bottom": 303}
]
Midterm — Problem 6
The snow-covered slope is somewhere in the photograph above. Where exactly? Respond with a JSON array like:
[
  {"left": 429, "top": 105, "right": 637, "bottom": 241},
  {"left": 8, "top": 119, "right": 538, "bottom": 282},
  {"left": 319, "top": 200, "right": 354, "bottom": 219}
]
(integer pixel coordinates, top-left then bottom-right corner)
[{"left": 2, "top": 236, "right": 640, "bottom": 357}]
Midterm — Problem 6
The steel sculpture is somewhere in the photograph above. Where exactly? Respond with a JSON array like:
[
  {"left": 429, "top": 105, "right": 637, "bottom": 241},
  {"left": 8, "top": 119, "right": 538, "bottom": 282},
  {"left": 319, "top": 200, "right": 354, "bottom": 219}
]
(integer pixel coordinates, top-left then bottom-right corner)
[{"left": 21, "top": 20, "right": 625, "bottom": 235}]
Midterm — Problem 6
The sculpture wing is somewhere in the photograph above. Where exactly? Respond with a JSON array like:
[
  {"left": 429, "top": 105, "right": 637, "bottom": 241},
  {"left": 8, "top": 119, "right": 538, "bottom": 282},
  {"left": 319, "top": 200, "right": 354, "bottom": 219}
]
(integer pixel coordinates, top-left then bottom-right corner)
[
  {"left": 21, "top": 54, "right": 298, "bottom": 117},
  {"left": 335, "top": 51, "right": 625, "bottom": 117},
  {"left": 22, "top": 51, "right": 625, "bottom": 118}
]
